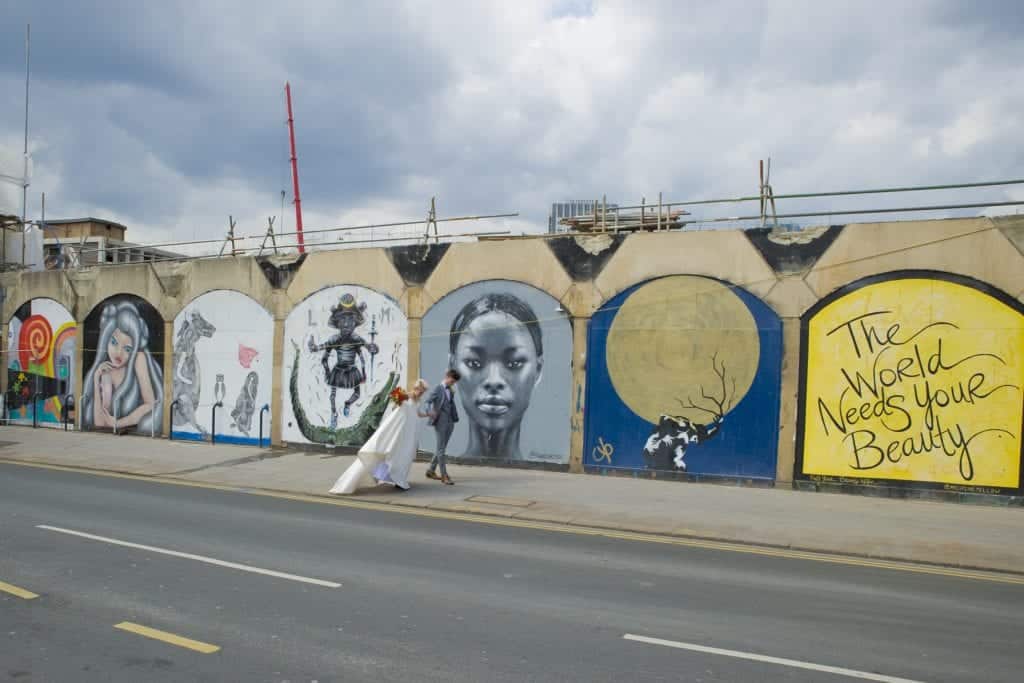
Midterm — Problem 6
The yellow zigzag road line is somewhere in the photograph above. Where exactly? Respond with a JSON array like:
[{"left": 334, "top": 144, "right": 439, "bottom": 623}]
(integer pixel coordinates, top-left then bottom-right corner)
[{"left": 3, "top": 458, "right": 1023, "bottom": 587}]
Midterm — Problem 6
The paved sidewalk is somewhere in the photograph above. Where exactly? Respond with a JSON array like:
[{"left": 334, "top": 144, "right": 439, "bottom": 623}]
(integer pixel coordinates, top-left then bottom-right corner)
[{"left": 1, "top": 426, "right": 1022, "bottom": 574}]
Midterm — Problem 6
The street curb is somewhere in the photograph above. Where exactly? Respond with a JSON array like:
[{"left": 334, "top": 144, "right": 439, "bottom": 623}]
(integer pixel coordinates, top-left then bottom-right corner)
[{"left": 3, "top": 455, "right": 1023, "bottom": 579}]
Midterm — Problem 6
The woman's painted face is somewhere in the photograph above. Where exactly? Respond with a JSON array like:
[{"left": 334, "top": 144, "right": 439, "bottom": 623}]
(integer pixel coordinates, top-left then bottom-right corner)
[
  {"left": 453, "top": 311, "right": 541, "bottom": 434},
  {"left": 107, "top": 328, "right": 134, "bottom": 368}
]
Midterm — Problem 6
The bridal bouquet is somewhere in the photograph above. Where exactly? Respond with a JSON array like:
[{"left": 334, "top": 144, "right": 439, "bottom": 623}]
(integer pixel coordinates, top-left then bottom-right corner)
[{"left": 389, "top": 387, "right": 410, "bottom": 406}]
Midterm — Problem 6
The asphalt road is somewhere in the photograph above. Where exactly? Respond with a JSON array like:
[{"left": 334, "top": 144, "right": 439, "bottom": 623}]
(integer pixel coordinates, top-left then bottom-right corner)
[{"left": 1, "top": 462, "right": 1022, "bottom": 682}]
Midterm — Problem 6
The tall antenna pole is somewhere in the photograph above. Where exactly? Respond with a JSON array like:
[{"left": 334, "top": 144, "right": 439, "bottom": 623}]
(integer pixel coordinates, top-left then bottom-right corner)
[
  {"left": 21, "top": 23, "right": 31, "bottom": 266},
  {"left": 285, "top": 82, "right": 305, "bottom": 254}
]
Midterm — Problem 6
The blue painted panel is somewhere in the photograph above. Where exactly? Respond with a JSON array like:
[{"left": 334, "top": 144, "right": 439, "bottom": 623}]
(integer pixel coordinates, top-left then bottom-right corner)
[
  {"left": 583, "top": 277, "right": 782, "bottom": 480},
  {"left": 172, "top": 430, "right": 263, "bottom": 447}
]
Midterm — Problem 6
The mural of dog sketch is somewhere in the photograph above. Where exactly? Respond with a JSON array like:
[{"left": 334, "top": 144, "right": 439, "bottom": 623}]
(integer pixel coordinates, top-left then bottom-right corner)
[
  {"left": 642, "top": 353, "right": 734, "bottom": 471},
  {"left": 172, "top": 310, "right": 216, "bottom": 435}
]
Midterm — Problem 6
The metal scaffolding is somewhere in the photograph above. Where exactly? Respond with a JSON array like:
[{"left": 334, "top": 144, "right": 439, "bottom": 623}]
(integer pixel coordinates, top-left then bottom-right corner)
[
  {"left": 19, "top": 173, "right": 1024, "bottom": 272},
  {"left": 559, "top": 174, "right": 1024, "bottom": 234}
]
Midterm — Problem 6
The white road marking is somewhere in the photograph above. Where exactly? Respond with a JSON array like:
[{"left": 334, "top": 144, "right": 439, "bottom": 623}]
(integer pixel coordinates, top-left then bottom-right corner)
[
  {"left": 623, "top": 634, "right": 926, "bottom": 682},
  {"left": 37, "top": 525, "right": 341, "bottom": 588}
]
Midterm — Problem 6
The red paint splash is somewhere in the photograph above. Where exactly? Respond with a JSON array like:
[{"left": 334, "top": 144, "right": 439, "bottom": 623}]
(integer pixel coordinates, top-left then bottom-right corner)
[{"left": 238, "top": 344, "right": 260, "bottom": 368}]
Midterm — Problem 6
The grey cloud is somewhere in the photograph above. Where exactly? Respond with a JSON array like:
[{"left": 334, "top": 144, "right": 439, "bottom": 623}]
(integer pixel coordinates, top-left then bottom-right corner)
[{"left": 1, "top": 0, "right": 1022, "bottom": 242}]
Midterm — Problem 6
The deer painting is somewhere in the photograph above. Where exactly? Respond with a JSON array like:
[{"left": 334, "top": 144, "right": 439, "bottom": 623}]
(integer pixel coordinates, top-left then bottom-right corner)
[{"left": 642, "top": 352, "right": 736, "bottom": 471}]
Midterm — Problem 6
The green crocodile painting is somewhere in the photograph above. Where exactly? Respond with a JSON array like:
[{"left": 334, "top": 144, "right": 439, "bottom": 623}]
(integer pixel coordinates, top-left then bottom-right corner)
[{"left": 289, "top": 340, "right": 399, "bottom": 447}]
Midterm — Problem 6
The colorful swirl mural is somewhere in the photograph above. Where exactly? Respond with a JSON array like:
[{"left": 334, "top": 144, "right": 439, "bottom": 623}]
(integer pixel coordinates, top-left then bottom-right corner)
[{"left": 6, "top": 298, "right": 77, "bottom": 426}]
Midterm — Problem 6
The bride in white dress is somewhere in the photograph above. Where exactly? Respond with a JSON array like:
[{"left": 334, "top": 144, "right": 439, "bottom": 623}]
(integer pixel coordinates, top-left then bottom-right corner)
[{"left": 329, "top": 379, "right": 429, "bottom": 494}]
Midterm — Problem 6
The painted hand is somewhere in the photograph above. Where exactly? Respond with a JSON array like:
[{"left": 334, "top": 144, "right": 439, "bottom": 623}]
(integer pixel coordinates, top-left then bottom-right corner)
[{"left": 96, "top": 405, "right": 114, "bottom": 428}]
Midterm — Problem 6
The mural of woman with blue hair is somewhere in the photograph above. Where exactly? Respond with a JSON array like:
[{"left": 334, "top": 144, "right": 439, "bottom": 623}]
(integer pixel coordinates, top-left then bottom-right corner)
[{"left": 81, "top": 300, "right": 164, "bottom": 434}]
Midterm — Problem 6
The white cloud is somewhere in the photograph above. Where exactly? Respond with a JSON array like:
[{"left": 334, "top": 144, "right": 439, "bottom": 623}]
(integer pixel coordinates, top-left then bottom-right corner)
[{"left": 940, "top": 101, "right": 996, "bottom": 157}]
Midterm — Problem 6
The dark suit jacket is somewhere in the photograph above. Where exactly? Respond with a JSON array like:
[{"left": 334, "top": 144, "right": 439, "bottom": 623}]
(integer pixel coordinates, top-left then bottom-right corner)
[{"left": 425, "top": 383, "right": 459, "bottom": 428}]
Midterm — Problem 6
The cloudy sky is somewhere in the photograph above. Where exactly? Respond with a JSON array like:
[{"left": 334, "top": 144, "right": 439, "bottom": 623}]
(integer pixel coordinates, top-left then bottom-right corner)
[{"left": 1, "top": 0, "right": 1022, "bottom": 253}]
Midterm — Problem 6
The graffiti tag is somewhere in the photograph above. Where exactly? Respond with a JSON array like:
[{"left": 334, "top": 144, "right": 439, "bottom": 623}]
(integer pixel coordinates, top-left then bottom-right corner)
[{"left": 592, "top": 437, "right": 614, "bottom": 464}]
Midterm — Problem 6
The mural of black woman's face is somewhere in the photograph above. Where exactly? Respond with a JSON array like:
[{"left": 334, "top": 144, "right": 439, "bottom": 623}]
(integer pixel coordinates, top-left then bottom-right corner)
[{"left": 452, "top": 311, "right": 542, "bottom": 434}]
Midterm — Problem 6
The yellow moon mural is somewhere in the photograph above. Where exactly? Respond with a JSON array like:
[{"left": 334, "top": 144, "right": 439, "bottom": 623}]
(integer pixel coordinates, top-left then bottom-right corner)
[{"left": 606, "top": 276, "right": 760, "bottom": 424}]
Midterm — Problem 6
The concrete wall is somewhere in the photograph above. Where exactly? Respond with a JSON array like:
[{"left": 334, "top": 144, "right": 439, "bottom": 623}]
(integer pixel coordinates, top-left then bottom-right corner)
[{"left": 3, "top": 215, "right": 1022, "bottom": 500}]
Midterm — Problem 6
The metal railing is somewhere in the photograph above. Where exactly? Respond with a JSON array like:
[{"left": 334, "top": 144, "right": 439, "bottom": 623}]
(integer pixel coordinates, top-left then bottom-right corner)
[
  {"left": 46, "top": 206, "right": 519, "bottom": 270},
  {"left": 169, "top": 399, "right": 180, "bottom": 441},
  {"left": 62, "top": 393, "right": 72, "bottom": 431},
  {"left": 258, "top": 405, "right": 270, "bottom": 449},
  {"left": 556, "top": 178, "right": 1024, "bottom": 233},
  {"left": 210, "top": 401, "right": 223, "bottom": 445}
]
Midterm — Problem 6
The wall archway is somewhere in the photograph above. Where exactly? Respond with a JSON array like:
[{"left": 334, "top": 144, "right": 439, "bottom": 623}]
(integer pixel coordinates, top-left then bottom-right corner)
[
  {"left": 81, "top": 293, "right": 165, "bottom": 435},
  {"left": 796, "top": 269, "right": 1024, "bottom": 496},
  {"left": 6, "top": 297, "right": 77, "bottom": 427},
  {"left": 419, "top": 279, "right": 573, "bottom": 465},
  {"left": 281, "top": 284, "right": 408, "bottom": 448},
  {"left": 172, "top": 289, "right": 274, "bottom": 445},
  {"left": 584, "top": 275, "right": 783, "bottom": 481}
]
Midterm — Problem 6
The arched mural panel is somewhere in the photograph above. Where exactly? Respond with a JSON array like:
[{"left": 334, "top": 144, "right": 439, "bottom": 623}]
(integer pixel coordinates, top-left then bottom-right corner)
[
  {"left": 81, "top": 294, "right": 165, "bottom": 435},
  {"left": 584, "top": 275, "right": 783, "bottom": 480},
  {"left": 172, "top": 290, "right": 274, "bottom": 445},
  {"left": 419, "top": 280, "right": 573, "bottom": 465},
  {"left": 797, "top": 271, "right": 1024, "bottom": 495},
  {"left": 6, "top": 298, "right": 77, "bottom": 427},
  {"left": 282, "top": 285, "right": 407, "bottom": 447}
]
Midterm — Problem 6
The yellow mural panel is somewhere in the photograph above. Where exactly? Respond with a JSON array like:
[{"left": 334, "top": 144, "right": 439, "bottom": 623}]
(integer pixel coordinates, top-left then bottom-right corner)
[{"left": 801, "top": 277, "right": 1024, "bottom": 490}]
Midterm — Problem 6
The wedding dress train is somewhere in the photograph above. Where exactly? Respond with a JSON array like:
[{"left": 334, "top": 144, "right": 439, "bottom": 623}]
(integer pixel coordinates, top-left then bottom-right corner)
[{"left": 329, "top": 398, "right": 423, "bottom": 494}]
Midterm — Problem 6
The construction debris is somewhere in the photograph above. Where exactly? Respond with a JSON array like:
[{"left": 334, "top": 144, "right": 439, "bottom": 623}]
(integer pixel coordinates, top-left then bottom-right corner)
[{"left": 559, "top": 208, "right": 690, "bottom": 232}]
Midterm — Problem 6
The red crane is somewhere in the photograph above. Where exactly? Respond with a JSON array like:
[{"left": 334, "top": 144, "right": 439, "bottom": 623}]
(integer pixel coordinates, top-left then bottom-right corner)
[{"left": 285, "top": 82, "right": 305, "bottom": 253}]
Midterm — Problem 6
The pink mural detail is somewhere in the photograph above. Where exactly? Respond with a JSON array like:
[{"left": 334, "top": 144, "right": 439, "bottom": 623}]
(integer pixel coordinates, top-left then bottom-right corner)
[{"left": 238, "top": 344, "right": 260, "bottom": 368}]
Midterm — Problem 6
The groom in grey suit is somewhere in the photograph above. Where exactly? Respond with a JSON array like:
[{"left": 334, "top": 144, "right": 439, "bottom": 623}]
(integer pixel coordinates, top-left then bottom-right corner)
[{"left": 425, "top": 369, "right": 460, "bottom": 485}]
